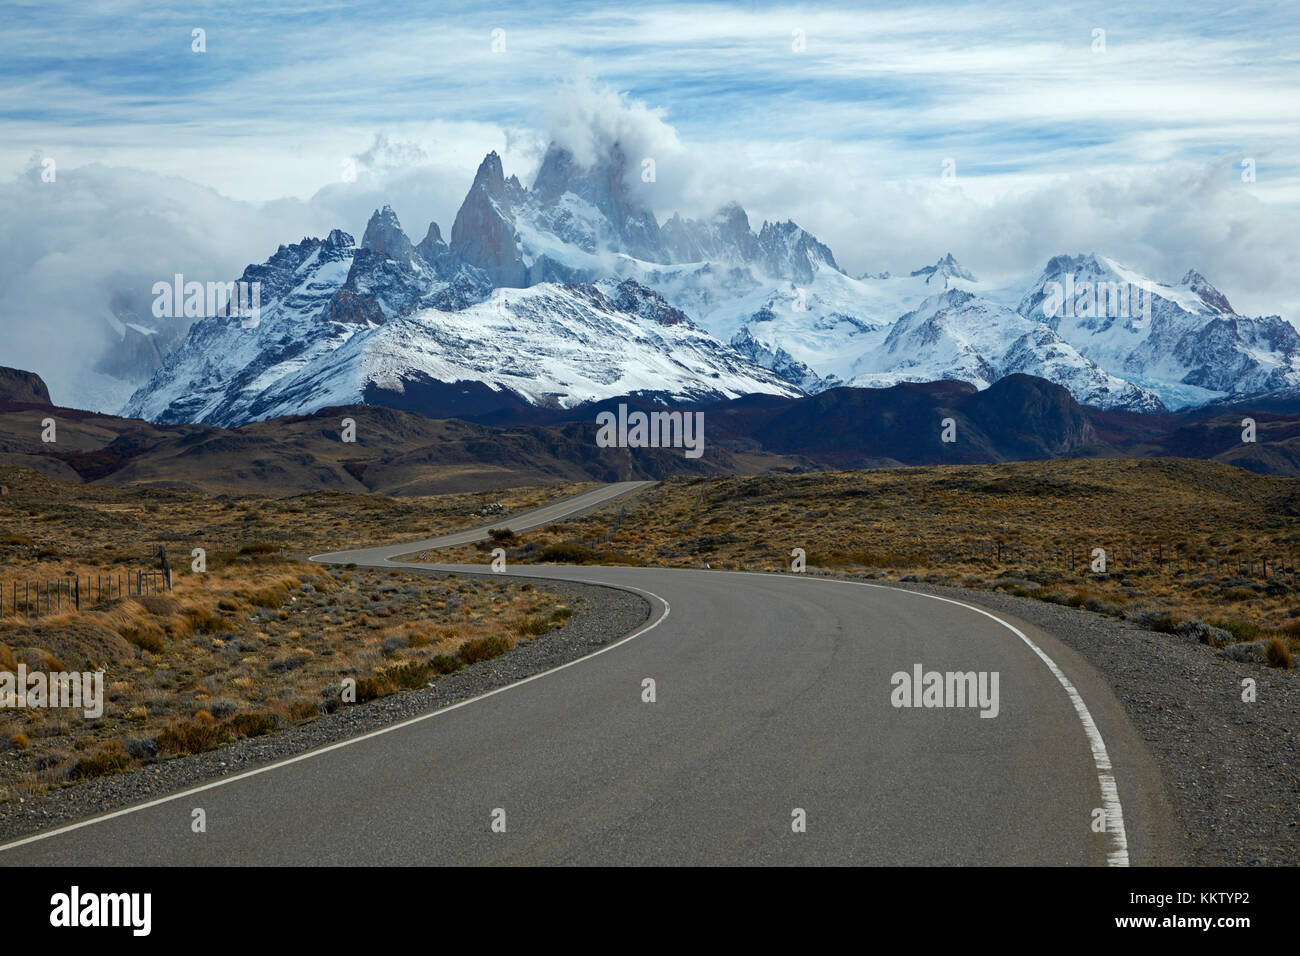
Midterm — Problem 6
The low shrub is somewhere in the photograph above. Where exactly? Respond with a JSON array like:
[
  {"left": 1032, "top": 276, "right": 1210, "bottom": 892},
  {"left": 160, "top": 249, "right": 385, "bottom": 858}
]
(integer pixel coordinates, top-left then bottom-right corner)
[
  {"left": 226, "top": 712, "right": 279, "bottom": 738},
  {"left": 513, "top": 615, "right": 552, "bottom": 638},
  {"left": 186, "top": 606, "right": 234, "bottom": 634},
  {"left": 126, "top": 737, "right": 157, "bottom": 761},
  {"left": 69, "top": 747, "right": 132, "bottom": 780},
  {"left": 1176, "top": 620, "right": 1233, "bottom": 648},
  {"left": 287, "top": 700, "right": 319, "bottom": 722},
  {"left": 355, "top": 676, "right": 388, "bottom": 702},
  {"left": 1137, "top": 610, "right": 1181, "bottom": 634},
  {"left": 355, "top": 662, "right": 431, "bottom": 701},
  {"left": 457, "top": 636, "right": 510, "bottom": 665},
  {"left": 238, "top": 543, "right": 281, "bottom": 556},
  {"left": 120, "top": 625, "right": 165, "bottom": 654},
  {"left": 1083, "top": 596, "right": 1123, "bottom": 616},
  {"left": 386, "top": 663, "right": 430, "bottom": 691},
  {"left": 536, "top": 543, "right": 596, "bottom": 564},
  {"left": 1265, "top": 637, "right": 1293, "bottom": 670},
  {"left": 242, "top": 588, "right": 283, "bottom": 609},
  {"left": 1208, "top": 619, "right": 1267, "bottom": 642},
  {"left": 429, "top": 654, "right": 462, "bottom": 675},
  {"left": 157, "top": 720, "right": 229, "bottom": 755},
  {"left": 207, "top": 699, "right": 240, "bottom": 719}
]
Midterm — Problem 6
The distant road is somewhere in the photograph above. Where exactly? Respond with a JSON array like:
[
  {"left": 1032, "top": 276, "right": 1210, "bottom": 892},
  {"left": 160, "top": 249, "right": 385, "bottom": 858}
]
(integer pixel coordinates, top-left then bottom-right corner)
[
  {"left": 0, "top": 480, "right": 1183, "bottom": 865},
  {"left": 311, "top": 479, "right": 656, "bottom": 562}
]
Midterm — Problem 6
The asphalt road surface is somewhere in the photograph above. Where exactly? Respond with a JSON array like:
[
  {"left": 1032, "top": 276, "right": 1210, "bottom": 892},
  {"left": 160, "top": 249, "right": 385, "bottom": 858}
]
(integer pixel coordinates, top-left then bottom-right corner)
[{"left": 0, "top": 481, "right": 1184, "bottom": 865}]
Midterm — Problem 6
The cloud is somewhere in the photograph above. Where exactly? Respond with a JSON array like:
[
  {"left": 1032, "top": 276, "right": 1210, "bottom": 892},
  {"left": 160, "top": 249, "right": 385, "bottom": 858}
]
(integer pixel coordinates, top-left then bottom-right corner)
[
  {"left": 353, "top": 133, "right": 430, "bottom": 173},
  {"left": 0, "top": 160, "right": 333, "bottom": 408},
  {"left": 543, "top": 75, "right": 684, "bottom": 198},
  {"left": 785, "top": 155, "right": 1300, "bottom": 321}
]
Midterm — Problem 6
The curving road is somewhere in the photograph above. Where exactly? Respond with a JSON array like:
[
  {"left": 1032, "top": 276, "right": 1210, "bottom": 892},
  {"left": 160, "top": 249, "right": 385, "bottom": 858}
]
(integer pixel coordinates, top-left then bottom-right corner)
[{"left": 0, "top": 481, "right": 1184, "bottom": 865}]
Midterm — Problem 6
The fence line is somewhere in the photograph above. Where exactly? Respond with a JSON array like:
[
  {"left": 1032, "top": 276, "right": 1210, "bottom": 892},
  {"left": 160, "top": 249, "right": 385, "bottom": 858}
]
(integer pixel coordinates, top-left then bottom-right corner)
[
  {"left": 588, "top": 505, "right": 627, "bottom": 546},
  {"left": 0, "top": 570, "right": 170, "bottom": 619}
]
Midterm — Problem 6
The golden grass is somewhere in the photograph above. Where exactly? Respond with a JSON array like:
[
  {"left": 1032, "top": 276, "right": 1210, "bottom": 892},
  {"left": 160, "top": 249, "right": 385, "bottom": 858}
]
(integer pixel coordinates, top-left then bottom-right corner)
[
  {"left": 418, "top": 459, "right": 1300, "bottom": 663},
  {"left": 0, "top": 465, "right": 596, "bottom": 571},
  {"left": 0, "top": 546, "right": 579, "bottom": 799}
]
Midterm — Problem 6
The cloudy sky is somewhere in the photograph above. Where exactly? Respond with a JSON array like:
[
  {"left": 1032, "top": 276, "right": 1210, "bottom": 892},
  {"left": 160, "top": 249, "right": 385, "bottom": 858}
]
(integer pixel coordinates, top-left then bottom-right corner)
[{"left": 2, "top": 0, "right": 1299, "bottom": 403}]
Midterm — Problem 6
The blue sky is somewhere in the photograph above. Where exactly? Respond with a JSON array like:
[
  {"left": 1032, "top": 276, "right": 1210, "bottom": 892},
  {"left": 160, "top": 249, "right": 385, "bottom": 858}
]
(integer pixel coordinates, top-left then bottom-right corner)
[
  {"left": 2, "top": 0, "right": 1299, "bottom": 393},
  {"left": 5, "top": 0, "right": 1297, "bottom": 202}
]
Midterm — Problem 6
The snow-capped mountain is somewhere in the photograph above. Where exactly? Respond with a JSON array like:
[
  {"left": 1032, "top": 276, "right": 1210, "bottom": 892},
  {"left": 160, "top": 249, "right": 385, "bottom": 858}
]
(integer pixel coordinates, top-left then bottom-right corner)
[
  {"left": 668, "top": 252, "right": 987, "bottom": 393},
  {"left": 121, "top": 214, "right": 798, "bottom": 427},
  {"left": 122, "top": 139, "right": 1300, "bottom": 425},
  {"left": 251, "top": 280, "right": 799, "bottom": 423},
  {"left": 908, "top": 252, "right": 977, "bottom": 284},
  {"left": 850, "top": 288, "right": 1165, "bottom": 412},
  {"left": 1017, "top": 254, "right": 1300, "bottom": 408},
  {"left": 123, "top": 228, "right": 366, "bottom": 425},
  {"left": 469, "top": 141, "right": 988, "bottom": 393}
]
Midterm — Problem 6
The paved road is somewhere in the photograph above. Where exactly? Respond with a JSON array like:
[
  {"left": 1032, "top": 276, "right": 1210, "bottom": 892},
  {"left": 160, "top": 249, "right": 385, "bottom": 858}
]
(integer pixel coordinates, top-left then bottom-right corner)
[
  {"left": 311, "top": 480, "right": 657, "bottom": 563},
  {"left": 0, "top": 482, "right": 1183, "bottom": 865}
]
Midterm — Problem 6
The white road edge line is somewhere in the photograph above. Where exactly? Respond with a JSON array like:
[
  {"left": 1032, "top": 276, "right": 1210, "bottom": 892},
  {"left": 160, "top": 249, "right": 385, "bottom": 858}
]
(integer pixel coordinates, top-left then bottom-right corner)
[
  {"left": 0, "top": 576, "right": 671, "bottom": 854},
  {"left": 728, "top": 569, "right": 1131, "bottom": 867}
]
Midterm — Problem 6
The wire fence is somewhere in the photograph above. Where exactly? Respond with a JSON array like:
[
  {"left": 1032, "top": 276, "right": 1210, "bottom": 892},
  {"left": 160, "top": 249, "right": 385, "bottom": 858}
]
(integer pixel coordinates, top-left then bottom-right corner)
[{"left": 0, "top": 569, "right": 171, "bottom": 619}]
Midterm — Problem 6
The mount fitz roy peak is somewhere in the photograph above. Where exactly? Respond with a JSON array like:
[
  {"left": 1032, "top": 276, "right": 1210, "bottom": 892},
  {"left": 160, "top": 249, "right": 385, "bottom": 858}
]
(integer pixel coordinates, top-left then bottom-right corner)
[{"left": 124, "top": 141, "right": 1300, "bottom": 425}]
